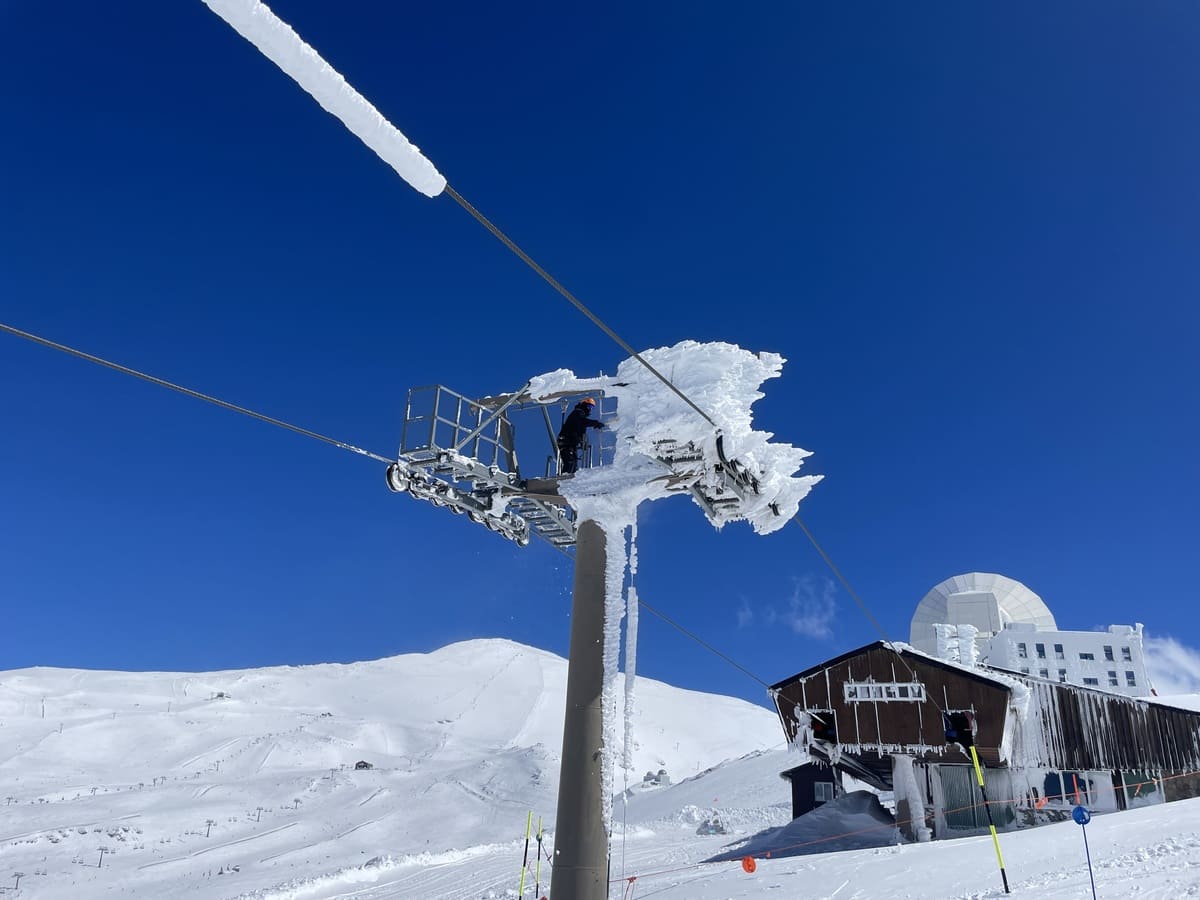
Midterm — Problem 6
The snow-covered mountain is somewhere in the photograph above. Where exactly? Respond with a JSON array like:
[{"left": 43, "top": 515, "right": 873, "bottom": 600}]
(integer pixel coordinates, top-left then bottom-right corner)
[
  {"left": 2, "top": 639, "right": 1199, "bottom": 899},
  {"left": 0, "top": 639, "right": 783, "bottom": 898}
]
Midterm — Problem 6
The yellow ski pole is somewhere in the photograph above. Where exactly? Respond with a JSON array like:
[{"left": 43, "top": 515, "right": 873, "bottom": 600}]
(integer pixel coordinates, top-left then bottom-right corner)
[
  {"left": 969, "top": 745, "right": 1011, "bottom": 894},
  {"left": 534, "top": 816, "right": 544, "bottom": 897},
  {"left": 945, "top": 710, "right": 1010, "bottom": 895},
  {"left": 519, "top": 810, "right": 533, "bottom": 896}
]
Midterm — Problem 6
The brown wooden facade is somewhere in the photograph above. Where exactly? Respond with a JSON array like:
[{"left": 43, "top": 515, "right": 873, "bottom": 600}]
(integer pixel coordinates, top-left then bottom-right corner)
[
  {"left": 772, "top": 642, "right": 1200, "bottom": 779},
  {"left": 1024, "top": 680, "right": 1200, "bottom": 773},
  {"left": 770, "top": 643, "right": 1013, "bottom": 768}
]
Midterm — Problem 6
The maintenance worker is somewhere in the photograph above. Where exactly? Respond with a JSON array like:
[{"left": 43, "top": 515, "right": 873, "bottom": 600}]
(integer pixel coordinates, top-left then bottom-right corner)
[{"left": 556, "top": 397, "right": 604, "bottom": 475}]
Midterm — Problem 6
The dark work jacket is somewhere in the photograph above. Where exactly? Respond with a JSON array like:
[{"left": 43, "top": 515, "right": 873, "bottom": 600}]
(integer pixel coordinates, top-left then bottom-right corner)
[{"left": 557, "top": 405, "right": 603, "bottom": 447}]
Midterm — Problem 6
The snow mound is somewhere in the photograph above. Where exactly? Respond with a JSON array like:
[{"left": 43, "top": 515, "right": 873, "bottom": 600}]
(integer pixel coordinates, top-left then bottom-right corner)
[{"left": 707, "top": 791, "right": 898, "bottom": 861}]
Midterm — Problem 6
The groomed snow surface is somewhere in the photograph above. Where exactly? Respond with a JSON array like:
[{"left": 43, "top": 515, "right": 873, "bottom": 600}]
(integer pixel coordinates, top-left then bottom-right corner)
[{"left": 2, "top": 641, "right": 1199, "bottom": 898}]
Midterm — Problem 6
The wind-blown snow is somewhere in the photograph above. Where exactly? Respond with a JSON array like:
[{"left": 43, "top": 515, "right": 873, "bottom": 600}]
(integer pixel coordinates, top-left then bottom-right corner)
[{"left": 201, "top": 0, "right": 447, "bottom": 197}]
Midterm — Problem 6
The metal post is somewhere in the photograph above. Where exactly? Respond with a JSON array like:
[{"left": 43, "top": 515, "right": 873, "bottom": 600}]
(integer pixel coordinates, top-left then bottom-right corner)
[{"left": 552, "top": 518, "right": 610, "bottom": 900}]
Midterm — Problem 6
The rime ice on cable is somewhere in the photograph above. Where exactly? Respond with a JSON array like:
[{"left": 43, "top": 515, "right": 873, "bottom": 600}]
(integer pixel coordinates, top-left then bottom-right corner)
[{"left": 202, "top": 0, "right": 446, "bottom": 197}]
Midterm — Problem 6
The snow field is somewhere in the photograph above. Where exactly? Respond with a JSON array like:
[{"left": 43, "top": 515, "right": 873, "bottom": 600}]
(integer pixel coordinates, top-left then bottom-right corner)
[
  {"left": 0, "top": 639, "right": 782, "bottom": 898},
  {"left": 3, "top": 640, "right": 1199, "bottom": 898}
]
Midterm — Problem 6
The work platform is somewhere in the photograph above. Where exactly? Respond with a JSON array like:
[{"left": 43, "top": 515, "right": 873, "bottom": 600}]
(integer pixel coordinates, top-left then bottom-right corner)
[{"left": 385, "top": 382, "right": 780, "bottom": 551}]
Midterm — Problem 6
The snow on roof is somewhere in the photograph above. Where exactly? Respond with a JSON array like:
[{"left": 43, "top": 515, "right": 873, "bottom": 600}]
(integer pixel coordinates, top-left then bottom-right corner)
[
  {"left": 1150, "top": 693, "right": 1200, "bottom": 713},
  {"left": 772, "top": 640, "right": 1020, "bottom": 692}
]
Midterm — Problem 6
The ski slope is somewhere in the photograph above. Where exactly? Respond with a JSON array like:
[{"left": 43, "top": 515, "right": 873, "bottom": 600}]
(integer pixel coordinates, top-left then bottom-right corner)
[{"left": 1, "top": 640, "right": 1198, "bottom": 898}]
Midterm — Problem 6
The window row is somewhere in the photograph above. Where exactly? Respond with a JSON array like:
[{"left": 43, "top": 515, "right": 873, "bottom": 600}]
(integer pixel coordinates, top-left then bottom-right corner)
[
  {"left": 843, "top": 681, "right": 926, "bottom": 702},
  {"left": 1017, "top": 642, "right": 1133, "bottom": 663},
  {"left": 1017, "top": 669, "right": 1137, "bottom": 687}
]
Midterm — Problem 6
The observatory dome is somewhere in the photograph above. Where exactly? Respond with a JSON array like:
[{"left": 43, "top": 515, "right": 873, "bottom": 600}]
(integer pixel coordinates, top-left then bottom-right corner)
[{"left": 909, "top": 572, "right": 1056, "bottom": 655}]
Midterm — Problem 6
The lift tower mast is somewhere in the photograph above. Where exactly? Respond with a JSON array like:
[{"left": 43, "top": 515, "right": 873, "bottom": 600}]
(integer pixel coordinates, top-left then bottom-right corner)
[{"left": 385, "top": 377, "right": 790, "bottom": 900}]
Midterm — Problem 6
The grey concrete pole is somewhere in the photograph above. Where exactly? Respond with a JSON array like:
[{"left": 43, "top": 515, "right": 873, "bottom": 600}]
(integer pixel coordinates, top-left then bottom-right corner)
[{"left": 551, "top": 518, "right": 610, "bottom": 900}]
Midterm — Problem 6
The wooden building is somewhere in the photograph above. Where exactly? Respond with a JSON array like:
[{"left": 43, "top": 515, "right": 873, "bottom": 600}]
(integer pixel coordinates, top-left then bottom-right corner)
[{"left": 770, "top": 641, "right": 1200, "bottom": 838}]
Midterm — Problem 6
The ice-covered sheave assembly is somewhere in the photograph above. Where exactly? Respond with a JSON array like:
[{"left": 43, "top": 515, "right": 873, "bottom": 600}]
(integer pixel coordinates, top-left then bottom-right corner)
[{"left": 530, "top": 340, "right": 821, "bottom": 534}]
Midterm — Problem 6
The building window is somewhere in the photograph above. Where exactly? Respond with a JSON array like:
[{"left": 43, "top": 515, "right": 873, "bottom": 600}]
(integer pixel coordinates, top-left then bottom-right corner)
[
  {"left": 1079, "top": 652, "right": 1095, "bottom": 661},
  {"left": 814, "top": 782, "right": 835, "bottom": 803},
  {"left": 1054, "top": 644, "right": 1065, "bottom": 660},
  {"left": 844, "top": 681, "right": 925, "bottom": 702},
  {"left": 1039, "top": 669, "right": 1049, "bottom": 679},
  {"left": 1021, "top": 667, "right": 1030, "bottom": 675},
  {"left": 1035, "top": 643, "right": 1046, "bottom": 659},
  {"left": 1122, "top": 647, "right": 1132, "bottom": 662},
  {"left": 1017, "top": 643, "right": 1028, "bottom": 658},
  {"left": 1083, "top": 677, "right": 1099, "bottom": 686},
  {"left": 1126, "top": 671, "right": 1137, "bottom": 686},
  {"left": 1104, "top": 646, "right": 1114, "bottom": 661},
  {"left": 1108, "top": 671, "right": 1119, "bottom": 687},
  {"left": 1058, "top": 669, "right": 1068, "bottom": 683}
]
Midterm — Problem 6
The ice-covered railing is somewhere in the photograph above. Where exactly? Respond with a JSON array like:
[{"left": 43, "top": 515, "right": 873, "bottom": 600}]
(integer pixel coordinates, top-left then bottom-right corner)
[{"left": 384, "top": 384, "right": 618, "bottom": 550}]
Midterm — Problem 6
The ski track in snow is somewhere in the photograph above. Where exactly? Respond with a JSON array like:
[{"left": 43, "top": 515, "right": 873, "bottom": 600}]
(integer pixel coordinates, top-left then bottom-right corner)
[
  {"left": 356, "top": 788, "right": 386, "bottom": 808},
  {"left": 137, "top": 821, "right": 299, "bottom": 870},
  {"left": 177, "top": 736, "right": 244, "bottom": 771}
]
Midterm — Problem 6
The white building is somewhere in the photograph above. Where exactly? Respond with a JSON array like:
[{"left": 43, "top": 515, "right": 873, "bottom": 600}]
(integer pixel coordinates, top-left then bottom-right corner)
[{"left": 909, "top": 572, "right": 1153, "bottom": 697}]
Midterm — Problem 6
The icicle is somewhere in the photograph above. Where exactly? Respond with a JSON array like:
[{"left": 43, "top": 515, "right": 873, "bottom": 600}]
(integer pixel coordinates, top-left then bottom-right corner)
[
  {"left": 598, "top": 519, "right": 630, "bottom": 833},
  {"left": 622, "top": 522, "right": 639, "bottom": 771}
]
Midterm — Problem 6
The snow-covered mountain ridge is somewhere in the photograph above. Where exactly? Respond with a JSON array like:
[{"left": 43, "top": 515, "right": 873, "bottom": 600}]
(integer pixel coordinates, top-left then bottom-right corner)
[{"left": 0, "top": 638, "right": 783, "bottom": 898}]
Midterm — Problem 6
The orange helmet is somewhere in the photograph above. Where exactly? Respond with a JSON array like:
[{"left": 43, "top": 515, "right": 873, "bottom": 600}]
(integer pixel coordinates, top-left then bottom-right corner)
[{"left": 580, "top": 397, "right": 596, "bottom": 406}]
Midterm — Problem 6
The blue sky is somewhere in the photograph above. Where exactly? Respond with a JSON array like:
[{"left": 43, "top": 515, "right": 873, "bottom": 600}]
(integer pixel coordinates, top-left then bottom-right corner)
[{"left": 2, "top": 2, "right": 1198, "bottom": 706}]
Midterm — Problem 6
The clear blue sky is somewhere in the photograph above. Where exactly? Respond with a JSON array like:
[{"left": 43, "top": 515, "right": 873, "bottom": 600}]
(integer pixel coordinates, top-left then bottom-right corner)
[{"left": 2, "top": 2, "right": 1197, "bottom": 706}]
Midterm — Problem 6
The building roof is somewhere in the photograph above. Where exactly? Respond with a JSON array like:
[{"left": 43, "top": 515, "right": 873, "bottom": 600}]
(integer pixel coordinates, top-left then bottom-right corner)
[{"left": 768, "top": 639, "right": 1018, "bottom": 694}]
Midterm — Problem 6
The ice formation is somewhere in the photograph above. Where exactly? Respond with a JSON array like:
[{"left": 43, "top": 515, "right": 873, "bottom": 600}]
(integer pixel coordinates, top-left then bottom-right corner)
[
  {"left": 529, "top": 340, "right": 822, "bottom": 535},
  {"left": 623, "top": 523, "right": 639, "bottom": 772},
  {"left": 202, "top": 0, "right": 447, "bottom": 197},
  {"left": 530, "top": 340, "right": 821, "bottom": 829}
]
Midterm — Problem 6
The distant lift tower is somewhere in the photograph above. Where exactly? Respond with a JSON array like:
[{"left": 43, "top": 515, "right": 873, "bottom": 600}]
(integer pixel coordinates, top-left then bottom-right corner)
[{"left": 386, "top": 381, "right": 775, "bottom": 900}]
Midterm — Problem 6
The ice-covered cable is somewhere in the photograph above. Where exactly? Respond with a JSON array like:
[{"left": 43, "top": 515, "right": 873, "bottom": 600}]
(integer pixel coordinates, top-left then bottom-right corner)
[{"left": 201, "top": 0, "right": 447, "bottom": 198}]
